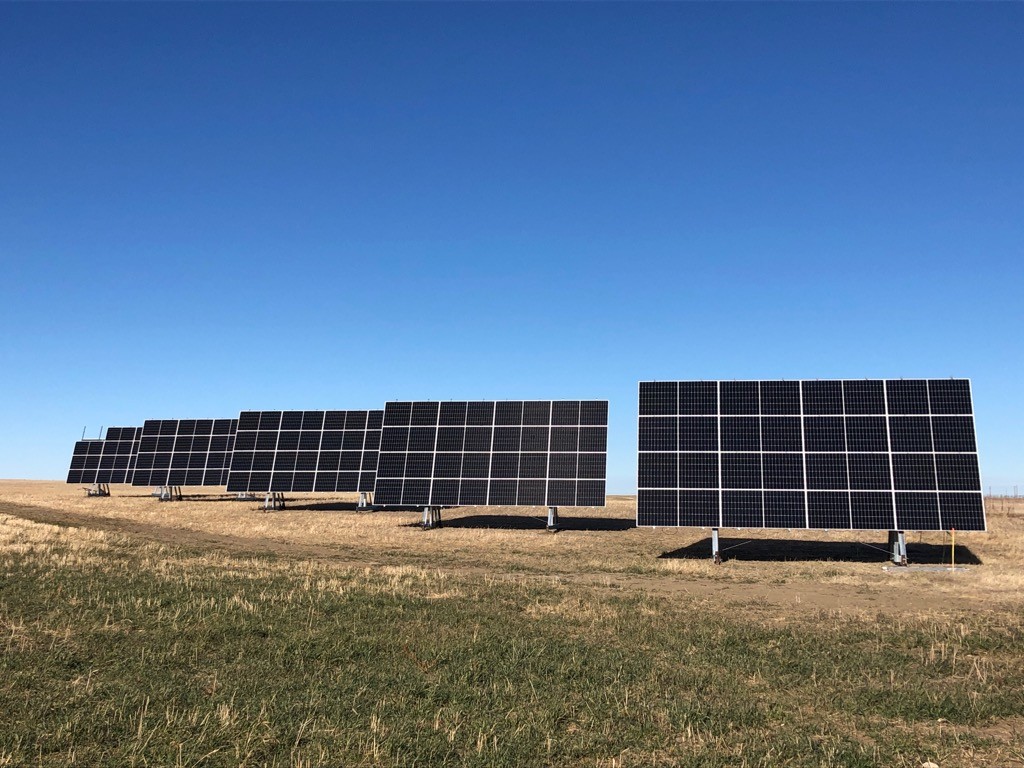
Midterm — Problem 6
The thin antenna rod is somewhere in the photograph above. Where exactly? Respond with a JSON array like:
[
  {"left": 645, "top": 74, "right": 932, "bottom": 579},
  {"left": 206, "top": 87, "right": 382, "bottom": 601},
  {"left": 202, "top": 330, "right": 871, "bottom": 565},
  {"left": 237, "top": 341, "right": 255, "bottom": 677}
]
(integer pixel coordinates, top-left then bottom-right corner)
[{"left": 82, "top": 426, "right": 86, "bottom": 440}]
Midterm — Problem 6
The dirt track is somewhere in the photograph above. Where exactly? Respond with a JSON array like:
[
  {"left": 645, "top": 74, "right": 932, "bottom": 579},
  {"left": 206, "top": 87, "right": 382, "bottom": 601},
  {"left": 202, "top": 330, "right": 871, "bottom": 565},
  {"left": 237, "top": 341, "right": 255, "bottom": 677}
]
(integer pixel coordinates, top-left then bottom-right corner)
[{"left": 0, "top": 499, "right": 381, "bottom": 568}]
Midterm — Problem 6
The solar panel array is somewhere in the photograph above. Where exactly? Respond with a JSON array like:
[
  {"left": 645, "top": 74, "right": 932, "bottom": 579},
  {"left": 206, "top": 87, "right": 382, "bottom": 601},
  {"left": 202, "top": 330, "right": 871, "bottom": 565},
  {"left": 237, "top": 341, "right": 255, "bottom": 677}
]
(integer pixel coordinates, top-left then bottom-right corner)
[
  {"left": 374, "top": 400, "right": 608, "bottom": 507},
  {"left": 132, "top": 419, "right": 238, "bottom": 487},
  {"left": 225, "top": 410, "right": 383, "bottom": 493},
  {"left": 637, "top": 379, "right": 985, "bottom": 531},
  {"left": 66, "top": 427, "right": 142, "bottom": 485}
]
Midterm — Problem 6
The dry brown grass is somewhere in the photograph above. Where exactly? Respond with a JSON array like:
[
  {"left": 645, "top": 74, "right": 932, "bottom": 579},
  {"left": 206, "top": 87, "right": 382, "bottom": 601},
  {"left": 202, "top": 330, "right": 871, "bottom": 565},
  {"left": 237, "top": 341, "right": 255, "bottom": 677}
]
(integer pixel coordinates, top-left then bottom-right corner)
[
  {"left": 2, "top": 480, "right": 1022, "bottom": 616},
  {"left": 3, "top": 486, "right": 1024, "bottom": 766}
]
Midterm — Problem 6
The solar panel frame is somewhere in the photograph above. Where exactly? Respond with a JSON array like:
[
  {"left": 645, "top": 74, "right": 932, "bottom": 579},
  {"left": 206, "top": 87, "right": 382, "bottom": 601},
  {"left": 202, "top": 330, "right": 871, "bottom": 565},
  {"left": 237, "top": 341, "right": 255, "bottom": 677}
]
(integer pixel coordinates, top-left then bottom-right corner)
[
  {"left": 132, "top": 419, "right": 238, "bottom": 487},
  {"left": 66, "top": 426, "right": 142, "bottom": 485},
  {"left": 637, "top": 379, "right": 985, "bottom": 532},
  {"left": 225, "top": 410, "right": 382, "bottom": 494},
  {"left": 373, "top": 400, "right": 608, "bottom": 508}
]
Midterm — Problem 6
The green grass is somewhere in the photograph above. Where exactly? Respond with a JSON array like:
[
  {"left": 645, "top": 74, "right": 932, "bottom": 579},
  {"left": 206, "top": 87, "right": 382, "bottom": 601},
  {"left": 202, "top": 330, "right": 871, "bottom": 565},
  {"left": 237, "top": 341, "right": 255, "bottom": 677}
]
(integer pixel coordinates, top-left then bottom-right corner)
[{"left": 1, "top": 525, "right": 1023, "bottom": 767}]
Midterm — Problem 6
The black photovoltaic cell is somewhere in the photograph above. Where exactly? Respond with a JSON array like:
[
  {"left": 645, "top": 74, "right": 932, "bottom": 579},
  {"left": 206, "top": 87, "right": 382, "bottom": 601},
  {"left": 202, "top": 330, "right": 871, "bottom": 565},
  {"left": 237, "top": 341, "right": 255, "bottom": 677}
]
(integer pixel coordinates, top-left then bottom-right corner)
[
  {"left": 66, "top": 427, "right": 142, "bottom": 485},
  {"left": 373, "top": 400, "right": 608, "bottom": 507},
  {"left": 226, "top": 410, "right": 382, "bottom": 493},
  {"left": 132, "top": 419, "right": 238, "bottom": 487},
  {"left": 637, "top": 380, "right": 985, "bottom": 531}
]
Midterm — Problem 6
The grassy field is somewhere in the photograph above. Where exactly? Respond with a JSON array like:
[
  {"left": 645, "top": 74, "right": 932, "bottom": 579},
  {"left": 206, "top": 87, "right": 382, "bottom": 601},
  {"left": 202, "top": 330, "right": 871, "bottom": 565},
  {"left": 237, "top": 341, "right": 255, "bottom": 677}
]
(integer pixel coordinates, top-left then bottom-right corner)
[{"left": 1, "top": 484, "right": 1023, "bottom": 766}]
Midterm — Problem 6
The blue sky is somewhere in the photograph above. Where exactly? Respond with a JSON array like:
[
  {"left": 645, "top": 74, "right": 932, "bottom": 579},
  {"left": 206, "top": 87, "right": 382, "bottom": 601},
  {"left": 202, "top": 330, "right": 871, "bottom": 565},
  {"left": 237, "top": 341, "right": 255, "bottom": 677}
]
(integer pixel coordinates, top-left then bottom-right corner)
[{"left": 1, "top": 3, "right": 1021, "bottom": 492}]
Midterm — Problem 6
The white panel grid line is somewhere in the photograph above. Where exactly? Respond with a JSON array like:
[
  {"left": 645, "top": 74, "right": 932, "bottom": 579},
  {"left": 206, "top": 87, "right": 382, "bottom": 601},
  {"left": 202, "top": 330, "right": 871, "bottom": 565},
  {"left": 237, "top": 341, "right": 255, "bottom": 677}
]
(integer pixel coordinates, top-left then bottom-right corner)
[{"left": 716, "top": 382, "right": 723, "bottom": 528}]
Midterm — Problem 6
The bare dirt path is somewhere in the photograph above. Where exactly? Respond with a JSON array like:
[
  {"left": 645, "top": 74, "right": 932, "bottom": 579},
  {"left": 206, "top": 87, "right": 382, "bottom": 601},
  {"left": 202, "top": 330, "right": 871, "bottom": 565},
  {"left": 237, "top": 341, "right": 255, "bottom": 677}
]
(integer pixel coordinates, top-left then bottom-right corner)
[{"left": 0, "top": 499, "right": 381, "bottom": 568}]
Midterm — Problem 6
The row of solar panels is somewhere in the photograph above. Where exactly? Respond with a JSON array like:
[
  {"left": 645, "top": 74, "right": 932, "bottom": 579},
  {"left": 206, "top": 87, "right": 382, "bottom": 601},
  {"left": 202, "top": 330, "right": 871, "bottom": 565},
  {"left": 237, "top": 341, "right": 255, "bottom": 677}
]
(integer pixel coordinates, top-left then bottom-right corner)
[
  {"left": 67, "top": 380, "right": 986, "bottom": 531},
  {"left": 68, "top": 401, "right": 609, "bottom": 508}
]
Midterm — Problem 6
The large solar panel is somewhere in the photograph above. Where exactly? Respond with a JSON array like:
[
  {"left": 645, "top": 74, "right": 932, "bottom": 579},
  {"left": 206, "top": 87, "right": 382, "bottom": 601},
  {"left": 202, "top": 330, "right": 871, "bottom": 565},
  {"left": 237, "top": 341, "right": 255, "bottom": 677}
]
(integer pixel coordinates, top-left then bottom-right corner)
[
  {"left": 373, "top": 400, "right": 608, "bottom": 507},
  {"left": 66, "top": 427, "right": 142, "bottom": 485},
  {"left": 637, "top": 380, "right": 985, "bottom": 532},
  {"left": 225, "top": 410, "right": 383, "bottom": 494},
  {"left": 132, "top": 419, "right": 238, "bottom": 487}
]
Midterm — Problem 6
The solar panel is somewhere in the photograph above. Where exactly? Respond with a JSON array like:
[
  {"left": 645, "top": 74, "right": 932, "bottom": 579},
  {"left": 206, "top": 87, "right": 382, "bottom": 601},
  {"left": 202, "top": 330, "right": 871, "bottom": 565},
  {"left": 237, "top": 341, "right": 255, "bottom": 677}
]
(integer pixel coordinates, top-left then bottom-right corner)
[
  {"left": 66, "top": 427, "right": 142, "bottom": 485},
  {"left": 131, "top": 419, "right": 238, "bottom": 487},
  {"left": 67, "top": 440, "right": 104, "bottom": 485},
  {"left": 373, "top": 400, "right": 608, "bottom": 507},
  {"left": 637, "top": 379, "right": 985, "bottom": 532},
  {"left": 225, "top": 410, "right": 383, "bottom": 494}
]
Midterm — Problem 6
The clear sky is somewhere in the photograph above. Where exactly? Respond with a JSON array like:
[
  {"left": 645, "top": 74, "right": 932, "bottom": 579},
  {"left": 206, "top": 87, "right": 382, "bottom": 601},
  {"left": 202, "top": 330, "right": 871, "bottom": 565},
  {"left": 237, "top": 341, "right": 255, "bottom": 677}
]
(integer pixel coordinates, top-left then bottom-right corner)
[{"left": 1, "top": 3, "right": 1022, "bottom": 493}]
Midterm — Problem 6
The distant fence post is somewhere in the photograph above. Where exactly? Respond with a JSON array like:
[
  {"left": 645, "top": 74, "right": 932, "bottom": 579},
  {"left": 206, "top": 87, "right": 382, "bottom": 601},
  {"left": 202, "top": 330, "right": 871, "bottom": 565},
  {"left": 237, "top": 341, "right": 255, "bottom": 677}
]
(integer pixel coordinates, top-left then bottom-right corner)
[{"left": 986, "top": 485, "right": 1022, "bottom": 498}]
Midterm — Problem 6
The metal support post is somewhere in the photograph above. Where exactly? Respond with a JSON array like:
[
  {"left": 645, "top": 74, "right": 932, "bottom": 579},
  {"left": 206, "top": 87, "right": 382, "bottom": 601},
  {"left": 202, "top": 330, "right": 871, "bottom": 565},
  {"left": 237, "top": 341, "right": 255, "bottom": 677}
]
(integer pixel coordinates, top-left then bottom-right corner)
[
  {"left": 159, "top": 486, "right": 182, "bottom": 502},
  {"left": 711, "top": 528, "right": 721, "bottom": 565},
  {"left": 358, "top": 491, "right": 370, "bottom": 510},
  {"left": 546, "top": 506, "right": 560, "bottom": 532},
  {"left": 889, "top": 530, "right": 908, "bottom": 566},
  {"left": 86, "top": 483, "right": 110, "bottom": 497},
  {"left": 422, "top": 506, "right": 441, "bottom": 530},
  {"left": 263, "top": 492, "right": 285, "bottom": 511}
]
